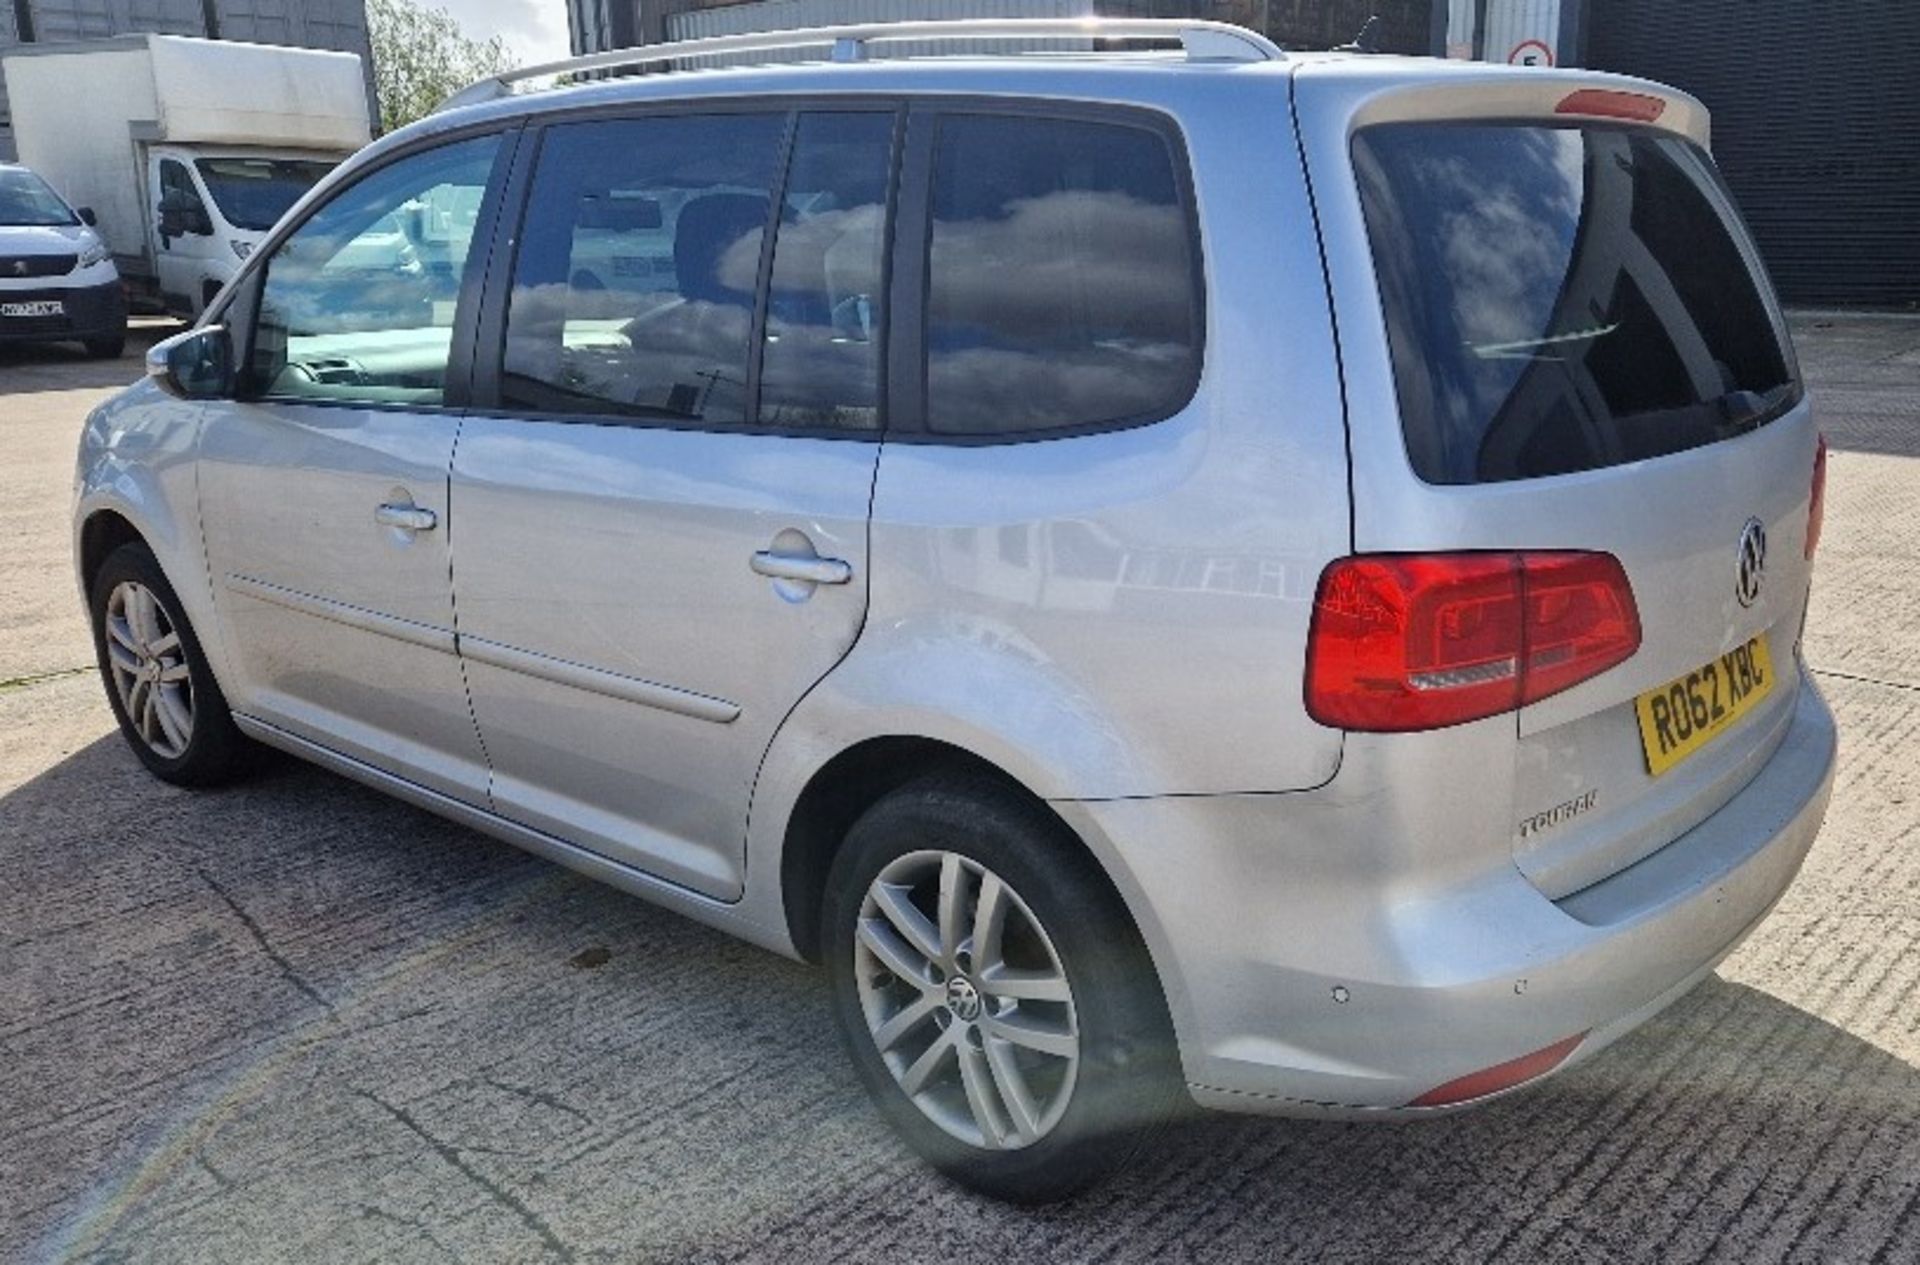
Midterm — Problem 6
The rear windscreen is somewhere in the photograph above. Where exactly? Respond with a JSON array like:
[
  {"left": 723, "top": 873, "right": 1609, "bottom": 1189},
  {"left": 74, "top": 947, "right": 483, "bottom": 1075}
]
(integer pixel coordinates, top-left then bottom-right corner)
[{"left": 1353, "top": 123, "right": 1798, "bottom": 485}]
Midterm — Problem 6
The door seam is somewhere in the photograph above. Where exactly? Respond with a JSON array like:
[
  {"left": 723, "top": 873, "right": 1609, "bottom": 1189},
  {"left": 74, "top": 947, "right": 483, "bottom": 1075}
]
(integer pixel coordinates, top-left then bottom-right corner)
[{"left": 445, "top": 415, "right": 497, "bottom": 804}]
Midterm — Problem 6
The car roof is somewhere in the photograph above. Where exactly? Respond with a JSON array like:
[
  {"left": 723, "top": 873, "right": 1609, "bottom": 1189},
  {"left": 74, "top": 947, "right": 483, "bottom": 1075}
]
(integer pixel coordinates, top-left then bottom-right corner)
[
  {"left": 348, "top": 44, "right": 1703, "bottom": 185},
  {"left": 433, "top": 53, "right": 1295, "bottom": 127}
]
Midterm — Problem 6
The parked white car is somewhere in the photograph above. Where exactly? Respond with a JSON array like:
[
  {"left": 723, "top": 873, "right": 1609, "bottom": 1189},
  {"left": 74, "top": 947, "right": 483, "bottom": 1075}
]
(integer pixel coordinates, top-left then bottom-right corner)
[
  {"left": 0, "top": 163, "right": 125, "bottom": 357},
  {"left": 72, "top": 19, "right": 1836, "bottom": 1201}
]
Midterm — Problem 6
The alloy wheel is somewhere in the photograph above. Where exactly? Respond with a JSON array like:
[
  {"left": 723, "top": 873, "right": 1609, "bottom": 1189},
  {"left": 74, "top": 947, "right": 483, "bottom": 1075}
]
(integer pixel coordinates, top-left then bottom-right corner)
[
  {"left": 104, "top": 580, "right": 195, "bottom": 759},
  {"left": 854, "top": 850, "right": 1080, "bottom": 1150}
]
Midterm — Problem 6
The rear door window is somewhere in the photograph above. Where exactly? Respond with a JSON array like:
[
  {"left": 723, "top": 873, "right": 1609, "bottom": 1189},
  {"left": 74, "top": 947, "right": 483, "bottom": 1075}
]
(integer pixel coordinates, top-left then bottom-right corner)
[
  {"left": 502, "top": 112, "right": 787, "bottom": 426},
  {"left": 757, "top": 111, "right": 895, "bottom": 431},
  {"left": 924, "top": 113, "right": 1200, "bottom": 437},
  {"left": 502, "top": 109, "right": 897, "bottom": 431},
  {"left": 1353, "top": 123, "right": 1797, "bottom": 485}
]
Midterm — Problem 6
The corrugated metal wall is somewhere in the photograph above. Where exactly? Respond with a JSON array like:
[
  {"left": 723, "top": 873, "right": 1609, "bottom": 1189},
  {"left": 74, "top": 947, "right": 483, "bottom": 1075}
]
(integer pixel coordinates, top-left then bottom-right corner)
[
  {"left": 33, "top": 0, "right": 202, "bottom": 41},
  {"left": 655, "top": 0, "right": 1427, "bottom": 57},
  {"left": 1586, "top": 0, "right": 1920, "bottom": 307},
  {"left": 1480, "top": 0, "right": 1558, "bottom": 65},
  {"left": 0, "top": 0, "right": 375, "bottom": 158},
  {"left": 1262, "top": 0, "right": 1425, "bottom": 52},
  {"left": 666, "top": 0, "right": 1093, "bottom": 65},
  {"left": 1444, "top": 0, "right": 1561, "bottom": 64}
]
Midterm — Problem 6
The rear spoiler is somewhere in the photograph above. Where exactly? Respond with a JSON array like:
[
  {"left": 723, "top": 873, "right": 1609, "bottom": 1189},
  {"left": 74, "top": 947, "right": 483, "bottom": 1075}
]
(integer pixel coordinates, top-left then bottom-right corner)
[{"left": 1294, "top": 61, "right": 1711, "bottom": 150}]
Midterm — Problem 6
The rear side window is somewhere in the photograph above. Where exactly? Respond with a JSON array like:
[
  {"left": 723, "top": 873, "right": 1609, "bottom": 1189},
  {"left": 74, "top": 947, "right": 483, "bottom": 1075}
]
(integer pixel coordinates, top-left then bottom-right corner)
[
  {"left": 925, "top": 114, "right": 1200, "bottom": 437},
  {"left": 1354, "top": 123, "right": 1797, "bottom": 485}
]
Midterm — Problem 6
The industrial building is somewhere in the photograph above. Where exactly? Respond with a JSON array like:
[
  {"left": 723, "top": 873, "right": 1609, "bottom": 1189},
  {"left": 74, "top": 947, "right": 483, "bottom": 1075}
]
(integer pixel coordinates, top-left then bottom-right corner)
[
  {"left": 0, "top": 0, "right": 374, "bottom": 160},
  {"left": 568, "top": 0, "right": 1918, "bottom": 307}
]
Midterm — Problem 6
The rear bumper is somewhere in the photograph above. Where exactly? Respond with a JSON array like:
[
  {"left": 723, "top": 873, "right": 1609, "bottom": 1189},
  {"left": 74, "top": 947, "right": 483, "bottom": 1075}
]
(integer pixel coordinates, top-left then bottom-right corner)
[
  {"left": 1062, "top": 668, "right": 1837, "bottom": 1116},
  {"left": 0, "top": 280, "right": 128, "bottom": 344}
]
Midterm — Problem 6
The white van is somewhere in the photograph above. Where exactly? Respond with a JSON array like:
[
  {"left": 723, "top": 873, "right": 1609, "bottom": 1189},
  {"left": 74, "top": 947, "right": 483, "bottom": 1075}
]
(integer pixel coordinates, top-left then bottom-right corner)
[{"left": 3, "top": 34, "right": 369, "bottom": 318}]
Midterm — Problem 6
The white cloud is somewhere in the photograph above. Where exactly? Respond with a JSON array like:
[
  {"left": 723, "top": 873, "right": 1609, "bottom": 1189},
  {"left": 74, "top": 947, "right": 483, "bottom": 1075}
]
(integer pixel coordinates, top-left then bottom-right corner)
[{"left": 434, "top": 0, "right": 573, "bottom": 64}]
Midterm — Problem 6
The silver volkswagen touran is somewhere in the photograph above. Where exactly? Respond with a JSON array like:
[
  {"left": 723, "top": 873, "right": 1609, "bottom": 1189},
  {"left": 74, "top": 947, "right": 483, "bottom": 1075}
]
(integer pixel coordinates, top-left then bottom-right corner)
[{"left": 75, "top": 19, "right": 1837, "bottom": 1201}]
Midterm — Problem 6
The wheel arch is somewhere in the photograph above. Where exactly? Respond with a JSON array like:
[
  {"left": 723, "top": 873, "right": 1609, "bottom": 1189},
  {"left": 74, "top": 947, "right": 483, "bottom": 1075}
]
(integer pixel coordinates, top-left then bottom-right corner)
[
  {"left": 78, "top": 508, "right": 147, "bottom": 594},
  {"left": 773, "top": 735, "right": 1175, "bottom": 1026},
  {"left": 780, "top": 735, "right": 1001, "bottom": 962},
  {"left": 74, "top": 415, "right": 236, "bottom": 709}
]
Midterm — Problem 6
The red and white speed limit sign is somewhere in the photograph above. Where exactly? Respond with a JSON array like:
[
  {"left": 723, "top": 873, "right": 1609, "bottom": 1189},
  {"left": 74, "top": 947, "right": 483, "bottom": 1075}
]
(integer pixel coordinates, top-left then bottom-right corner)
[{"left": 1508, "top": 38, "right": 1554, "bottom": 67}]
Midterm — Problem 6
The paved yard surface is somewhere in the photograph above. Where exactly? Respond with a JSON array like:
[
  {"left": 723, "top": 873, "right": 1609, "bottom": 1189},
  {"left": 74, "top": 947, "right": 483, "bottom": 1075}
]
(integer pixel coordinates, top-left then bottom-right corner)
[{"left": 3, "top": 316, "right": 1918, "bottom": 1264}]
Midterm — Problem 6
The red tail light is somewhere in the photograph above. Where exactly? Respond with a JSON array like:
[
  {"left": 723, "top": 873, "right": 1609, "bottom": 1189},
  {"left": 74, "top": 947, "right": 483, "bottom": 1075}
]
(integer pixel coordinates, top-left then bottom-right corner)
[
  {"left": 1554, "top": 88, "right": 1667, "bottom": 123},
  {"left": 1305, "top": 552, "right": 1642, "bottom": 732},
  {"left": 1806, "top": 433, "right": 1828, "bottom": 560}
]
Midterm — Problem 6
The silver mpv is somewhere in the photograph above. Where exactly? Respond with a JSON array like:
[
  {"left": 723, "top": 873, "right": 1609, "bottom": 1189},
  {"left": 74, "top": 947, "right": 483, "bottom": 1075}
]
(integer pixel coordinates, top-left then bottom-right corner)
[{"left": 75, "top": 19, "right": 1837, "bottom": 1201}]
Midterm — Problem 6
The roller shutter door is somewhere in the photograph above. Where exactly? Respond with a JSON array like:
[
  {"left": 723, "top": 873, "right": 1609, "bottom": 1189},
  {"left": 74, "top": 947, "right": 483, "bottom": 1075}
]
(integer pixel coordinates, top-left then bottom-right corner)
[{"left": 1586, "top": 0, "right": 1920, "bottom": 307}]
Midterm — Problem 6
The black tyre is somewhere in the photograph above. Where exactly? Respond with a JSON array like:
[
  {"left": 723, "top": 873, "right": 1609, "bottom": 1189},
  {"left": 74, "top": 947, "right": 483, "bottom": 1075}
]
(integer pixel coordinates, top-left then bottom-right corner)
[
  {"left": 823, "top": 772, "right": 1182, "bottom": 1203},
  {"left": 83, "top": 336, "right": 126, "bottom": 359},
  {"left": 89, "top": 541, "right": 252, "bottom": 786}
]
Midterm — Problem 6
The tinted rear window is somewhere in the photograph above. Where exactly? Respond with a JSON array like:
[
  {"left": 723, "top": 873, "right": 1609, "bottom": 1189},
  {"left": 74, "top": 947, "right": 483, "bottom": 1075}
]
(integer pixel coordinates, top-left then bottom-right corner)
[
  {"left": 1354, "top": 123, "right": 1797, "bottom": 485},
  {"left": 926, "top": 114, "right": 1200, "bottom": 437}
]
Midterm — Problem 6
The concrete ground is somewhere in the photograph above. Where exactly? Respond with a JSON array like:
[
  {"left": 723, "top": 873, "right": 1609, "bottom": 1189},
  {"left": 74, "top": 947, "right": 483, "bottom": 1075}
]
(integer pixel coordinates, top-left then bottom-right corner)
[{"left": 3, "top": 315, "right": 1918, "bottom": 1264}]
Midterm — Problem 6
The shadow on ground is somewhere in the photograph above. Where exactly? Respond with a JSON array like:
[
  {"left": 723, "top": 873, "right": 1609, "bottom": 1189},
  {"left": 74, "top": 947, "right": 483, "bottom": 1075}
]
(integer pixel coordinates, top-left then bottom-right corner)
[
  {"left": 4, "top": 729, "right": 1916, "bottom": 1263},
  {"left": 1789, "top": 312, "right": 1920, "bottom": 460},
  {"left": 0, "top": 321, "right": 175, "bottom": 392}
]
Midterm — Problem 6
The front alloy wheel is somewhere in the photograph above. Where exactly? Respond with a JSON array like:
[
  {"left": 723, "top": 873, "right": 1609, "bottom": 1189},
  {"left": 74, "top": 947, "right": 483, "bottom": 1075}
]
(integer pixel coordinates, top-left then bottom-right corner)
[
  {"left": 103, "top": 580, "right": 195, "bottom": 759},
  {"left": 855, "top": 850, "right": 1079, "bottom": 1151},
  {"left": 90, "top": 540, "right": 251, "bottom": 786}
]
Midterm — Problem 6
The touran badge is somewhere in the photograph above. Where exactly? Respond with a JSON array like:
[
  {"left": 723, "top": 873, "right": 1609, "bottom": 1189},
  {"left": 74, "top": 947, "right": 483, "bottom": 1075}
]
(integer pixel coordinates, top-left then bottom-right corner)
[{"left": 1736, "top": 518, "right": 1767, "bottom": 608}]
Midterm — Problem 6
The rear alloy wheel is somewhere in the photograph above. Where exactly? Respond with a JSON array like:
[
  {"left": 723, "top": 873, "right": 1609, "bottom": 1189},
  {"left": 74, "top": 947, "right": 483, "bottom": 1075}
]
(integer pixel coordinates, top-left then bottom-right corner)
[
  {"left": 825, "top": 774, "right": 1180, "bottom": 1203},
  {"left": 90, "top": 541, "right": 251, "bottom": 785},
  {"left": 855, "top": 850, "right": 1080, "bottom": 1151}
]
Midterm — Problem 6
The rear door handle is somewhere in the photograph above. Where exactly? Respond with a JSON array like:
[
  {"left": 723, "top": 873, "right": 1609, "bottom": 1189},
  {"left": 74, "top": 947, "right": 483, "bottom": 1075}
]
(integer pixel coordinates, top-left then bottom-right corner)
[
  {"left": 750, "top": 551, "right": 852, "bottom": 585},
  {"left": 375, "top": 503, "right": 438, "bottom": 533}
]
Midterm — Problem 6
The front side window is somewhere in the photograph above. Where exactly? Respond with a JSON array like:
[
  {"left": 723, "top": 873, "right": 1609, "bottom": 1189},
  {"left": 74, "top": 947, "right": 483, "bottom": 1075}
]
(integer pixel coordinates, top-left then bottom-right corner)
[
  {"left": 0, "top": 167, "right": 77, "bottom": 226},
  {"left": 158, "top": 159, "right": 209, "bottom": 228},
  {"left": 925, "top": 114, "right": 1200, "bottom": 436},
  {"left": 196, "top": 158, "right": 336, "bottom": 232},
  {"left": 1354, "top": 123, "right": 1797, "bottom": 484},
  {"left": 247, "top": 133, "right": 502, "bottom": 407},
  {"left": 501, "top": 113, "right": 787, "bottom": 425},
  {"left": 159, "top": 160, "right": 197, "bottom": 203}
]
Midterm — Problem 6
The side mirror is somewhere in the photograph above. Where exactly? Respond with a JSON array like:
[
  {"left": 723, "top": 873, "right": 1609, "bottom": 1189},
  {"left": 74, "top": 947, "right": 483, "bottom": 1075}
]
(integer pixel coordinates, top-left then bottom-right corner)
[
  {"left": 77, "top": 206, "right": 97, "bottom": 227},
  {"left": 146, "top": 325, "right": 233, "bottom": 399}
]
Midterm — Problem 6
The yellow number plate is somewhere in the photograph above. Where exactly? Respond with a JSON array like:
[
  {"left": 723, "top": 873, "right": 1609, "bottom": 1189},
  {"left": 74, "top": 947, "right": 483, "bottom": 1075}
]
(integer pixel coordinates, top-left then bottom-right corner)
[{"left": 1634, "top": 635, "right": 1774, "bottom": 777}]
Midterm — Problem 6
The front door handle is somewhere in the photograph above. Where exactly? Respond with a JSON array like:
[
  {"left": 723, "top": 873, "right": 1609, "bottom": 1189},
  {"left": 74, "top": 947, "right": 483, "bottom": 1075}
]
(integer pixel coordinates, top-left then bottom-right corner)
[
  {"left": 375, "top": 502, "right": 438, "bottom": 533},
  {"left": 751, "top": 550, "right": 852, "bottom": 586}
]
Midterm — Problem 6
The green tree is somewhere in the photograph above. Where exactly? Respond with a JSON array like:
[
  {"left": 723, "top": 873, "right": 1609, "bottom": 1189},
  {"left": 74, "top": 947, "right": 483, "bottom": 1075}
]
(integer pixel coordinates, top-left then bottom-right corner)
[{"left": 367, "top": 0, "right": 518, "bottom": 133}]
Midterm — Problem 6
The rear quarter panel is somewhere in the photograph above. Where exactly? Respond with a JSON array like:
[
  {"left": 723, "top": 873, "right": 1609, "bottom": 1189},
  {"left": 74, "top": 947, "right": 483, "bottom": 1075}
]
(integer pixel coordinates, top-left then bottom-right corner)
[{"left": 807, "top": 71, "right": 1350, "bottom": 800}]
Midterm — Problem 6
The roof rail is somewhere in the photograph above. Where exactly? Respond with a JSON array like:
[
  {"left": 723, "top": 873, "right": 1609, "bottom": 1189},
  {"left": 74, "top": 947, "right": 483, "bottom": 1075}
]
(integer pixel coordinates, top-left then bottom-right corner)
[{"left": 437, "top": 18, "right": 1283, "bottom": 113}]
